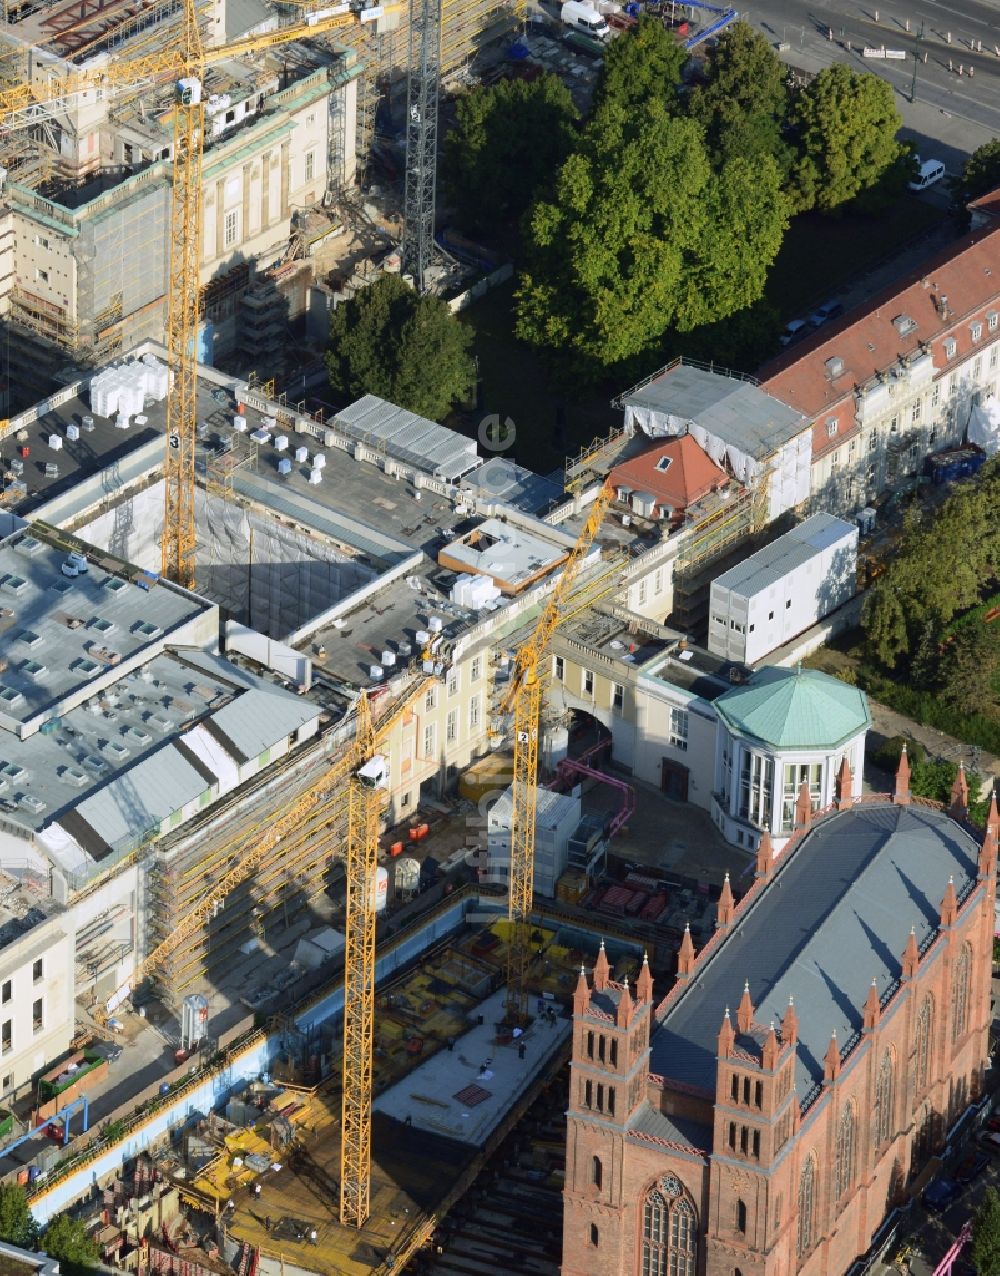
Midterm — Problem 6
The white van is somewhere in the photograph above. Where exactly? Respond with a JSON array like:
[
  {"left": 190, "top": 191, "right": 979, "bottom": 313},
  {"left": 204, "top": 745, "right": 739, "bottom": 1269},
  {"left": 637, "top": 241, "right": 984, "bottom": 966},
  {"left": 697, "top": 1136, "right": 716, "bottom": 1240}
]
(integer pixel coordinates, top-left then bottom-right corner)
[
  {"left": 560, "top": 1, "right": 610, "bottom": 40},
  {"left": 908, "top": 158, "right": 946, "bottom": 192}
]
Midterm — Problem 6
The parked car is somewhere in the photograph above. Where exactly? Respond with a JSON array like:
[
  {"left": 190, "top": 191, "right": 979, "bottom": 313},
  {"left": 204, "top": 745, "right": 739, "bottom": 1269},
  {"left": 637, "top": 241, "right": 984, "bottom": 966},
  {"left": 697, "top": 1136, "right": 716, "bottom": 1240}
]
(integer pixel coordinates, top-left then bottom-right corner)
[
  {"left": 922, "top": 1177, "right": 961, "bottom": 1212},
  {"left": 978, "top": 1129, "right": 1000, "bottom": 1153},
  {"left": 779, "top": 319, "right": 808, "bottom": 347},
  {"left": 954, "top": 1152, "right": 988, "bottom": 1184},
  {"left": 808, "top": 300, "right": 845, "bottom": 329},
  {"left": 909, "top": 158, "right": 946, "bottom": 192}
]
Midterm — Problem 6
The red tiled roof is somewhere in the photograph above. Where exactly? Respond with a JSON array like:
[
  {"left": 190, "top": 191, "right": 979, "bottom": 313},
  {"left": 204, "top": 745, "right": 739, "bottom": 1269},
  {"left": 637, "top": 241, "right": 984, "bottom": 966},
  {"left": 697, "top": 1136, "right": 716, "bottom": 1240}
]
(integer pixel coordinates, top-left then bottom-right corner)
[
  {"left": 968, "top": 186, "right": 1000, "bottom": 223},
  {"left": 760, "top": 223, "right": 1000, "bottom": 457},
  {"left": 609, "top": 434, "right": 729, "bottom": 512}
]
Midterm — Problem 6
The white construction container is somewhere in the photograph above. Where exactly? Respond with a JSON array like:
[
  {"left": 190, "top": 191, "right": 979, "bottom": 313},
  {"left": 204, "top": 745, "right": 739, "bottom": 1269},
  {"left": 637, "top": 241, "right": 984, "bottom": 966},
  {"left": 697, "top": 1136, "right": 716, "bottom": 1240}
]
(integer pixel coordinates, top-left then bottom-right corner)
[
  {"left": 295, "top": 446, "right": 309, "bottom": 464},
  {"left": 48, "top": 434, "right": 63, "bottom": 450},
  {"left": 309, "top": 468, "right": 323, "bottom": 485},
  {"left": 66, "top": 423, "right": 79, "bottom": 442},
  {"left": 313, "top": 453, "right": 326, "bottom": 470},
  {"left": 708, "top": 512, "right": 858, "bottom": 665},
  {"left": 278, "top": 458, "right": 292, "bottom": 476},
  {"left": 274, "top": 435, "right": 289, "bottom": 452}
]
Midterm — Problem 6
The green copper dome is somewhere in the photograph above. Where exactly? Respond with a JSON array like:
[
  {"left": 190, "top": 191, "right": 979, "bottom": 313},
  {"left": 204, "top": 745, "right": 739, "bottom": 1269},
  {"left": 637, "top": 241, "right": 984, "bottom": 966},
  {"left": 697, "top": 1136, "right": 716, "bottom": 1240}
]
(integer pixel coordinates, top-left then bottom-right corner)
[{"left": 715, "top": 666, "right": 871, "bottom": 750}]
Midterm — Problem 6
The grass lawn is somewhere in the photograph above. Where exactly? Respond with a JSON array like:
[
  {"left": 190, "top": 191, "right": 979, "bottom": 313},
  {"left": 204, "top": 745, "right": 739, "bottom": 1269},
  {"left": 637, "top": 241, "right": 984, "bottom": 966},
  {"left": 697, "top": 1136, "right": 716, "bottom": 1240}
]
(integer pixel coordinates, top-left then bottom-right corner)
[
  {"left": 765, "top": 195, "right": 946, "bottom": 319},
  {"left": 450, "top": 280, "right": 621, "bottom": 477}
]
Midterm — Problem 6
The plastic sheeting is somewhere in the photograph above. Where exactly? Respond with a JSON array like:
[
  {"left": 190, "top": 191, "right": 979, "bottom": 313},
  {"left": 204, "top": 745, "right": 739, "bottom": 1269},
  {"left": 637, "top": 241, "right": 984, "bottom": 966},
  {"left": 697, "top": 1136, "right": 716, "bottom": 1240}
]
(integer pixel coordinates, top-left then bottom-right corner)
[
  {"left": 968, "top": 393, "right": 1000, "bottom": 457},
  {"left": 78, "top": 482, "right": 376, "bottom": 639}
]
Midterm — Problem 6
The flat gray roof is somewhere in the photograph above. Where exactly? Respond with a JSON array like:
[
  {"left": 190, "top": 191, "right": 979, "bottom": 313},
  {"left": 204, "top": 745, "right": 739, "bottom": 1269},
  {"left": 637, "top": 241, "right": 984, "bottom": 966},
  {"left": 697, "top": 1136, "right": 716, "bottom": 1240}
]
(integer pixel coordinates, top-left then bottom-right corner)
[
  {"left": 711, "top": 512, "right": 856, "bottom": 598},
  {"left": 651, "top": 804, "right": 980, "bottom": 1103},
  {"left": 461, "top": 458, "right": 563, "bottom": 516},
  {"left": 0, "top": 528, "right": 209, "bottom": 730},
  {"left": 334, "top": 396, "right": 480, "bottom": 482},
  {"left": 622, "top": 363, "right": 807, "bottom": 460}
]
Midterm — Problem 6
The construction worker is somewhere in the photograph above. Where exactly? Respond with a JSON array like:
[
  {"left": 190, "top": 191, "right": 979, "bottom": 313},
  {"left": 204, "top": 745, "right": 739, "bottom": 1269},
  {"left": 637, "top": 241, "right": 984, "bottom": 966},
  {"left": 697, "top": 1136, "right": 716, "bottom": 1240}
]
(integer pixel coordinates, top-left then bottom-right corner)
[
  {"left": 309, "top": 1228, "right": 318, "bottom": 1245},
  {"left": 254, "top": 1182, "right": 262, "bottom": 1199}
]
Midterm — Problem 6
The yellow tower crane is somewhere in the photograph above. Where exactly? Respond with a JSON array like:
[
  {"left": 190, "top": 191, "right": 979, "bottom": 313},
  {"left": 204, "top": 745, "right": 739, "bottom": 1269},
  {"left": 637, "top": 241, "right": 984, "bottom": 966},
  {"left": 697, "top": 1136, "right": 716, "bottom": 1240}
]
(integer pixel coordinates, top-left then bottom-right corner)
[
  {"left": 503, "top": 485, "right": 613, "bottom": 1024},
  {"left": 93, "top": 675, "right": 429, "bottom": 1225},
  {"left": 0, "top": 0, "right": 405, "bottom": 586}
]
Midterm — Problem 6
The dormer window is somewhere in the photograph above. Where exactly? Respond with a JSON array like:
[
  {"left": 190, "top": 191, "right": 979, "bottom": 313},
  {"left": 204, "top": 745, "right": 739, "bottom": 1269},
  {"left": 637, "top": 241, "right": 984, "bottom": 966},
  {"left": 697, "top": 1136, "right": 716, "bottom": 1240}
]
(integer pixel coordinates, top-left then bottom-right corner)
[
  {"left": 826, "top": 418, "right": 839, "bottom": 438},
  {"left": 944, "top": 337, "right": 957, "bottom": 359},
  {"left": 654, "top": 455, "right": 673, "bottom": 473},
  {"left": 893, "top": 314, "right": 917, "bottom": 337},
  {"left": 989, "top": 312, "right": 998, "bottom": 332},
  {"left": 971, "top": 322, "right": 983, "bottom": 342}
]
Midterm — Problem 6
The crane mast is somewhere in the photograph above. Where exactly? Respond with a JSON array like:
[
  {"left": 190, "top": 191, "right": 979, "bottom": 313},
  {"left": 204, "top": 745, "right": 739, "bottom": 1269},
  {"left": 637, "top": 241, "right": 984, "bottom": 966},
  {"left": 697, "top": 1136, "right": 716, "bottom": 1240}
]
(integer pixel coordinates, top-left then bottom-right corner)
[{"left": 505, "top": 486, "right": 613, "bottom": 1023}]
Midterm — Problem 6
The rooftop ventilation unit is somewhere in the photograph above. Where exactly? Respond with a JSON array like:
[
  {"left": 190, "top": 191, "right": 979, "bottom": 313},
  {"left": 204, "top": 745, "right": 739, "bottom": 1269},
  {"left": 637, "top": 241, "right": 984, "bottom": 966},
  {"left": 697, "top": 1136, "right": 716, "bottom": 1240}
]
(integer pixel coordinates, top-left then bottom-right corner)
[
  {"left": 893, "top": 314, "right": 917, "bottom": 336},
  {"left": 825, "top": 356, "right": 845, "bottom": 380},
  {"left": 59, "top": 766, "right": 88, "bottom": 788}
]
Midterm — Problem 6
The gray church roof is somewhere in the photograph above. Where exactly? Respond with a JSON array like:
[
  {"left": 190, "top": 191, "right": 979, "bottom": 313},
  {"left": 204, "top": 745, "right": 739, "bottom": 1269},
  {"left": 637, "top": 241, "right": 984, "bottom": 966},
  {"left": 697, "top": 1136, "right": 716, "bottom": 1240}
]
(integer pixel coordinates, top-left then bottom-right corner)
[{"left": 650, "top": 804, "right": 980, "bottom": 1102}]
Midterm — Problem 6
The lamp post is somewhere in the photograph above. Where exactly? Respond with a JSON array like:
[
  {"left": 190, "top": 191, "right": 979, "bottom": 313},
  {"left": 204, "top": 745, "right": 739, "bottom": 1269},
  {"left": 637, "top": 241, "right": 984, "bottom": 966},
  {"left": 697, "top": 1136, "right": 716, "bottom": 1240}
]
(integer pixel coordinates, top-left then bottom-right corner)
[{"left": 910, "top": 20, "right": 925, "bottom": 102}]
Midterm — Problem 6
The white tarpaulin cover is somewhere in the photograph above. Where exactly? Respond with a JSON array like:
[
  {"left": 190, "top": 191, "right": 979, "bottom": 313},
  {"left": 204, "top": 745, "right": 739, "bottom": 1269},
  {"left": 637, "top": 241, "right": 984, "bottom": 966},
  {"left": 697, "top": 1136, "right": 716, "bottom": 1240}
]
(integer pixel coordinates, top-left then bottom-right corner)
[{"left": 968, "top": 393, "right": 1000, "bottom": 456}]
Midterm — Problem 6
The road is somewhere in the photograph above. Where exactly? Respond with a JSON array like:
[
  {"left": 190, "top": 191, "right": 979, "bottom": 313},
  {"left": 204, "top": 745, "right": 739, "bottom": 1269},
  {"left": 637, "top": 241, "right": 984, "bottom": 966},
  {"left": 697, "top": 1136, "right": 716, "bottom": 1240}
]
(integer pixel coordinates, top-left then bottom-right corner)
[{"left": 734, "top": 0, "right": 1000, "bottom": 160}]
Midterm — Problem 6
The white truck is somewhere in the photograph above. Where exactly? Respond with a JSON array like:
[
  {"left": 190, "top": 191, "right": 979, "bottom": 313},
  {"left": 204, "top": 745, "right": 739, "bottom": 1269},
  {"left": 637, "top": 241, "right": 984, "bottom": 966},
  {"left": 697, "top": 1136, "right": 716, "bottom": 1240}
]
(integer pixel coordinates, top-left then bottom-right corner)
[{"left": 560, "top": 0, "right": 611, "bottom": 40}]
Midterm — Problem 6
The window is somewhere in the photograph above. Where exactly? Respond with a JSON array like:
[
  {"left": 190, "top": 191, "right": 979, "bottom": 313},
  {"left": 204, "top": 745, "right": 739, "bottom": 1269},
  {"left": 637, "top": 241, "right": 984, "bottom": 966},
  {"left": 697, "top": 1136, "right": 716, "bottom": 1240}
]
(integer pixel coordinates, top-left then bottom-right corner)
[
  {"left": 554, "top": 656, "right": 564, "bottom": 682},
  {"left": 612, "top": 683, "right": 624, "bottom": 712},
  {"left": 0, "top": 1075, "right": 9, "bottom": 1094},
  {"left": 931, "top": 383, "right": 941, "bottom": 407},
  {"left": 889, "top": 415, "right": 898, "bottom": 434},
  {"left": 35, "top": 235, "right": 49, "bottom": 249},
  {"left": 642, "top": 1186, "right": 696, "bottom": 1276},
  {"left": 0, "top": 1021, "right": 9, "bottom": 1056},
  {"left": 875, "top": 1050, "right": 894, "bottom": 1145},
  {"left": 915, "top": 995, "right": 933, "bottom": 1093},
  {"left": 669, "top": 708, "right": 688, "bottom": 752},
  {"left": 32, "top": 998, "right": 42, "bottom": 1034},
  {"left": 835, "top": 1104, "right": 856, "bottom": 1199},
  {"left": 869, "top": 430, "right": 879, "bottom": 450},
  {"left": 0, "top": 982, "right": 9, "bottom": 1005},
  {"left": 944, "top": 337, "right": 957, "bottom": 359},
  {"left": 797, "top": 1157, "right": 816, "bottom": 1256},
  {"left": 305, "top": 150, "right": 315, "bottom": 182},
  {"left": 911, "top": 399, "right": 922, "bottom": 424},
  {"left": 782, "top": 762, "right": 821, "bottom": 831},
  {"left": 446, "top": 709, "right": 458, "bottom": 744},
  {"left": 974, "top": 355, "right": 983, "bottom": 380},
  {"left": 224, "top": 208, "right": 240, "bottom": 248},
  {"left": 826, "top": 418, "right": 838, "bottom": 438},
  {"left": 590, "top": 1223, "right": 599, "bottom": 1247},
  {"left": 637, "top": 579, "right": 648, "bottom": 606},
  {"left": 990, "top": 312, "right": 999, "bottom": 332},
  {"left": 447, "top": 669, "right": 460, "bottom": 697},
  {"left": 735, "top": 1199, "right": 747, "bottom": 1234},
  {"left": 866, "top": 464, "right": 877, "bottom": 485},
  {"left": 36, "top": 268, "right": 48, "bottom": 283},
  {"left": 423, "top": 723, "right": 436, "bottom": 758},
  {"left": 425, "top": 687, "right": 437, "bottom": 712},
  {"left": 952, "top": 943, "right": 971, "bottom": 1042},
  {"left": 592, "top": 1156, "right": 603, "bottom": 1190},
  {"left": 32, "top": 959, "right": 42, "bottom": 983},
  {"left": 654, "top": 568, "right": 663, "bottom": 596},
  {"left": 469, "top": 695, "right": 481, "bottom": 730},
  {"left": 471, "top": 656, "right": 482, "bottom": 681},
  {"left": 739, "top": 751, "right": 774, "bottom": 825},
  {"left": 583, "top": 670, "right": 594, "bottom": 696},
  {"left": 972, "top": 322, "right": 983, "bottom": 342},
  {"left": 992, "top": 346, "right": 999, "bottom": 370}
]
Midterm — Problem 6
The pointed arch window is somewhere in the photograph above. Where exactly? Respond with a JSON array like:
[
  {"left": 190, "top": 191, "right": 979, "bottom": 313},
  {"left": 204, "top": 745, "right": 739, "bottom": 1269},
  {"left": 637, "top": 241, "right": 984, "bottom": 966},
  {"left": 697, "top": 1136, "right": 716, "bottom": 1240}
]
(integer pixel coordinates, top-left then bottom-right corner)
[
  {"left": 835, "top": 1104, "right": 856, "bottom": 1199},
  {"left": 952, "top": 943, "right": 971, "bottom": 1043},
  {"left": 797, "top": 1155, "right": 816, "bottom": 1257},
  {"left": 641, "top": 1179, "right": 697, "bottom": 1276},
  {"left": 875, "top": 1050, "right": 894, "bottom": 1146},
  {"left": 915, "top": 995, "right": 933, "bottom": 1092},
  {"left": 736, "top": 1199, "right": 747, "bottom": 1234}
]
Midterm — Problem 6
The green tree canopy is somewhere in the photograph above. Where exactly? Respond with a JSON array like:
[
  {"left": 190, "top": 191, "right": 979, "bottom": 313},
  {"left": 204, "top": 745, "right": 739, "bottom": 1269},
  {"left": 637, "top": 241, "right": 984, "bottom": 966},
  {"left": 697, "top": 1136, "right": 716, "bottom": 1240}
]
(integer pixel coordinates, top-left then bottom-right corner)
[
  {"left": 515, "top": 102, "right": 789, "bottom": 369},
  {"left": 789, "top": 63, "right": 905, "bottom": 212},
  {"left": 326, "top": 274, "right": 474, "bottom": 422},
  {"left": 0, "top": 1183, "right": 35, "bottom": 1248},
  {"left": 938, "top": 623, "right": 1000, "bottom": 718},
  {"left": 443, "top": 73, "right": 578, "bottom": 236},
  {"left": 952, "top": 137, "right": 1000, "bottom": 212},
  {"left": 973, "top": 1186, "right": 1000, "bottom": 1276},
  {"left": 593, "top": 14, "right": 687, "bottom": 114},
  {"left": 42, "top": 1214, "right": 99, "bottom": 1273},
  {"left": 687, "top": 21, "right": 792, "bottom": 172}
]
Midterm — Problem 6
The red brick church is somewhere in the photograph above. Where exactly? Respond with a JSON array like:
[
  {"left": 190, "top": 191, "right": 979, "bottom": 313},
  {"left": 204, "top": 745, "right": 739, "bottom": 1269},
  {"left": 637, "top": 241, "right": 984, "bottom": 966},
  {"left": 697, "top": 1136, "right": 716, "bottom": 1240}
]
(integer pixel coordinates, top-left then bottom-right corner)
[{"left": 561, "top": 757, "right": 996, "bottom": 1276}]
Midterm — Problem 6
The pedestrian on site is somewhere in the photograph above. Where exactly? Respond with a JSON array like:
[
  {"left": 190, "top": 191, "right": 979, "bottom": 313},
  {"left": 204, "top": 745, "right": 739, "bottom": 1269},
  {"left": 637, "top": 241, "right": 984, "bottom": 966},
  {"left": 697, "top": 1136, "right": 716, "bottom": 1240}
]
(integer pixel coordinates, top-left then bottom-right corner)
[
  {"left": 254, "top": 1182, "right": 262, "bottom": 1199},
  {"left": 265, "top": 1216, "right": 272, "bottom": 1233},
  {"left": 309, "top": 1229, "right": 318, "bottom": 1245}
]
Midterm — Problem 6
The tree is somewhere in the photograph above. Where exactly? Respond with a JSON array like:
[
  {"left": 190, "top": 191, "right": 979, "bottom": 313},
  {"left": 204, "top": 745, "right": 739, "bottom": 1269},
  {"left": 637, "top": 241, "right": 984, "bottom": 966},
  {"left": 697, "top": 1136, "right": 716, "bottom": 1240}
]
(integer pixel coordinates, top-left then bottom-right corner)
[
  {"left": 0, "top": 1183, "right": 35, "bottom": 1248},
  {"left": 443, "top": 74, "right": 578, "bottom": 236},
  {"left": 515, "top": 102, "right": 789, "bottom": 369},
  {"left": 326, "top": 275, "right": 474, "bottom": 422},
  {"left": 938, "top": 624, "right": 1000, "bottom": 717},
  {"left": 687, "top": 21, "right": 792, "bottom": 172},
  {"left": 789, "top": 64, "right": 905, "bottom": 212},
  {"left": 952, "top": 137, "right": 1000, "bottom": 215},
  {"left": 593, "top": 14, "right": 687, "bottom": 114},
  {"left": 972, "top": 1186, "right": 1000, "bottom": 1276},
  {"left": 42, "top": 1214, "right": 99, "bottom": 1273}
]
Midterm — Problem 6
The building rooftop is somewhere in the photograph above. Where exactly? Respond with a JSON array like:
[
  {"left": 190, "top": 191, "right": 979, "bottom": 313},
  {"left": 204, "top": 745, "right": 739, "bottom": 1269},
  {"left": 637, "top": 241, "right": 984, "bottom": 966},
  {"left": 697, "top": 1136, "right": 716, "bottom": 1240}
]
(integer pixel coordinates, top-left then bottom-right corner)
[
  {"left": 557, "top": 609, "right": 672, "bottom": 674},
  {"left": 609, "top": 434, "right": 730, "bottom": 514},
  {"left": 619, "top": 362, "right": 808, "bottom": 460},
  {"left": 489, "top": 785, "right": 579, "bottom": 833},
  {"left": 641, "top": 643, "right": 741, "bottom": 703},
  {"left": 760, "top": 222, "right": 1000, "bottom": 452},
  {"left": 711, "top": 512, "right": 857, "bottom": 598},
  {"left": 460, "top": 457, "right": 563, "bottom": 517},
  {"left": 714, "top": 665, "right": 871, "bottom": 750},
  {"left": 651, "top": 803, "right": 981, "bottom": 1100},
  {"left": 438, "top": 517, "right": 568, "bottom": 594},
  {"left": 0, "top": 526, "right": 211, "bottom": 735}
]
